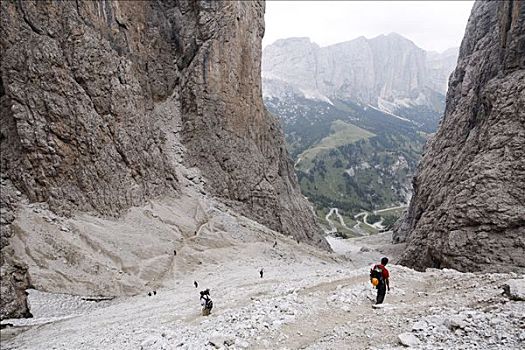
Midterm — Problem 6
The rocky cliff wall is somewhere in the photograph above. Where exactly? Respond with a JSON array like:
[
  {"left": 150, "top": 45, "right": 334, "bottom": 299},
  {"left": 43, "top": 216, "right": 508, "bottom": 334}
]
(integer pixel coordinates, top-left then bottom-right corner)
[
  {"left": 176, "top": 2, "right": 326, "bottom": 248},
  {"left": 0, "top": 0, "right": 326, "bottom": 319},
  {"left": 394, "top": 0, "right": 525, "bottom": 272}
]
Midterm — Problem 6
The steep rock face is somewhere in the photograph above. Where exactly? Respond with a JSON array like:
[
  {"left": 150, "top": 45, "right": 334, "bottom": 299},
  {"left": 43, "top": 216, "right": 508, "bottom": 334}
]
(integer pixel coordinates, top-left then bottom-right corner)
[
  {"left": 1, "top": 0, "right": 183, "bottom": 319},
  {"left": 177, "top": 3, "right": 326, "bottom": 248},
  {"left": 0, "top": 0, "right": 326, "bottom": 319},
  {"left": 394, "top": 1, "right": 525, "bottom": 272}
]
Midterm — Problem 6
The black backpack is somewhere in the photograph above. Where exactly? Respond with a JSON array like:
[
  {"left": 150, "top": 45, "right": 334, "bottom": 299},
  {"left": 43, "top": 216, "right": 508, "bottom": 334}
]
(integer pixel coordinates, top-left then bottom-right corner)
[
  {"left": 202, "top": 295, "right": 213, "bottom": 310},
  {"left": 370, "top": 265, "right": 384, "bottom": 283}
]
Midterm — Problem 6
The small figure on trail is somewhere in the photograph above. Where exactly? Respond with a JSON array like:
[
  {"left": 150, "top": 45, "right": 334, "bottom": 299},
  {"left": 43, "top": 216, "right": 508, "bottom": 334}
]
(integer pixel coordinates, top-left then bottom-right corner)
[
  {"left": 153, "top": 290, "right": 157, "bottom": 296},
  {"left": 173, "top": 249, "right": 177, "bottom": 256},
  {"left": 148, "top": 292, "right": 152, "bottom": 297},
  {"left": 194, "top": 281, "right": 198, "bottom": 288},
  {"left": 370, "top": 257, "right": 390, "bottom": 305},
  {"left": 260, "top": 268, "right": 264, "bottom": 278},
  {"left": 273, "top": 241, "right": 277, "bottom": 248},
  {"left": 200, "top": 289, "right": 213, "bottom": 316}
]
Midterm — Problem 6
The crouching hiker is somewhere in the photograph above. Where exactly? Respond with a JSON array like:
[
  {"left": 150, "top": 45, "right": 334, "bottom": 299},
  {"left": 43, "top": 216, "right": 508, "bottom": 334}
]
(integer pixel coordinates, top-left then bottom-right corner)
[
  {"left": 200, "top": 289, "right": 213, "bottom": 316},
  {"left": 370, "top": 257, "right": 390, "bottom": 305}
]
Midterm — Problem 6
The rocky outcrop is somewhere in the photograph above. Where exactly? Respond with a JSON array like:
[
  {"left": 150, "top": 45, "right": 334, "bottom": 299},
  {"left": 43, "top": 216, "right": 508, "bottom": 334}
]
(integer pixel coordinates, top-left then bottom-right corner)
[
  {"left": 0, "top": 0, "right": 326, "bottom": 319},
  {"left": 0, "top": 179, "right": 33, "bottom": 319},
  {"left": 394, "top": 1, "right": 525, "bottom": 272}
]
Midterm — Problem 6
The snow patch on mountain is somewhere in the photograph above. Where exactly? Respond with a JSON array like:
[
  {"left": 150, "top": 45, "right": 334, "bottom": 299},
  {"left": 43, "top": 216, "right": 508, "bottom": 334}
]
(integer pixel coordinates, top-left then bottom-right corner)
[
  {"left": 299, "top": 89, "right": 334, "bottom": 105},
  {"left": 367, "top": 104, "right": 411, "bottom": 123}
]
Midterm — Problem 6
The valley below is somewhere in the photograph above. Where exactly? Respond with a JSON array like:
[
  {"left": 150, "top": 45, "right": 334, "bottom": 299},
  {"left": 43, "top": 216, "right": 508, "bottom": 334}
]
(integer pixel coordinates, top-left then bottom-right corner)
[
  {"left": 262, "top": 34, "right": 456, "bottom": 223},
  {"left": 264, "top": 95, "right": 423, "bottom": 224},
  {"left": 323, "top": 205, "right": 407, "bottom": 237}
]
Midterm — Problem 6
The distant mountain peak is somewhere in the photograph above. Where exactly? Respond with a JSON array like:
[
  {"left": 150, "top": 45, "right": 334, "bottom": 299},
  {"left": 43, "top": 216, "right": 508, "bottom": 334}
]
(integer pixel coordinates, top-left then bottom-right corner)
[
  {"left": 273, "top": 36, "right": 312, "bottom": 44},
  {"left": 267, "top": 33, "right": 421, "bottom": 51},
  {"left": 266, "top": 37, "right": 317, "bottom": 49},
  {"left": 386, "top": 32, "right": 406, "bottom": 39}
]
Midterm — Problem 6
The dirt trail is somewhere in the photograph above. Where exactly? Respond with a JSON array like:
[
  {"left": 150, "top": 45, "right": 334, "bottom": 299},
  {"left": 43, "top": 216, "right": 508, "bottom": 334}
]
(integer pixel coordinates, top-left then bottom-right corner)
[{"left": 277, "top": 269, "right": 432, "bottom": 349}]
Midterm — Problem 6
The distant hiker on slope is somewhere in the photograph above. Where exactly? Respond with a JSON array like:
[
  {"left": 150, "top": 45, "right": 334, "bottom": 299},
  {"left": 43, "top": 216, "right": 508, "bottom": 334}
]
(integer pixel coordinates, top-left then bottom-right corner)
[
  {"left": 260, "top": 268, "right": 264, "bottom": 278},
  {"left": 370, "top": 257, "right": 390, "bottom": 305},
  {"left": 200, "top": 289, "right": 213, "bottom": 316}
]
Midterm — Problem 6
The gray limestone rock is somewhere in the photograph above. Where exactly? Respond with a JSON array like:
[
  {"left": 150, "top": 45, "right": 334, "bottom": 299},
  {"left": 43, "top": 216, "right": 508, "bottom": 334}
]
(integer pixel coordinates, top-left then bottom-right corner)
[
  {"left": 446, "top": 315, "right": 468, "bottom": 330},
  {"left": 398, "top": 332, "right": 421, "bottom": 347},
  {"left": 176, "top": 1, "right": 327, "bottom": 250},
  {"left": 394, "top": 0, "right": 525, "bottom": 273},
  {"left": 411, "top": 320, "right": 429, "bottom": 332}
]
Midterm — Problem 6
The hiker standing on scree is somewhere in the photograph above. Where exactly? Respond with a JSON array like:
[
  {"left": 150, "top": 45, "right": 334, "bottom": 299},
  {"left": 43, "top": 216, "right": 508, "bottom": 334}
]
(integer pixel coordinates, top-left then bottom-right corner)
[
  {"left": 370, "top": 257, "right": 390, "bottom": 304},
  {"left": 200, "top": 289, "right": 213, "bottom": 316}
]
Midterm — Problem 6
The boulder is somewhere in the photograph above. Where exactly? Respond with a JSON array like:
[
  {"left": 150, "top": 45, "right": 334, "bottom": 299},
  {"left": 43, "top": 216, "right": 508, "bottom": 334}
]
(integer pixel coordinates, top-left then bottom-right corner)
[
  {"left": 411, "top": 320, "right": 428, "bottom": 332},
  {"left": 398, "top": 332, "right": 421, "bottom": 347}
]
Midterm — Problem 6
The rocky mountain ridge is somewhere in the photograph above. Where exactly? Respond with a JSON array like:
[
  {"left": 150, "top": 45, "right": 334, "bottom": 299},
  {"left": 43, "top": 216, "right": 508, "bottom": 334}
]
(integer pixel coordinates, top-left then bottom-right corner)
[
  {"left": 0, "top": 0, "right": 326, "bottom": 320},
  {"left": 394, "top": 0, "right": 525, "bottom": 272},
  {"left": 263, "top": 33, "right": 458, "bottom": 122}
]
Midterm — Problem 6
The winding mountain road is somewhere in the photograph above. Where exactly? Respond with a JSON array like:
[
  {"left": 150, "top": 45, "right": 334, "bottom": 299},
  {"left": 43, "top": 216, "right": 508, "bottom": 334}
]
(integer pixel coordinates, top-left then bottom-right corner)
[
  {"left": 325, "top": 205, "right": 407, "bottom": 236},
  {"left": 325, "top": 208, "right": 366, "bottom": 236},
  {"left": 324, "top": 208, "right": 348, "bottom": 233}
]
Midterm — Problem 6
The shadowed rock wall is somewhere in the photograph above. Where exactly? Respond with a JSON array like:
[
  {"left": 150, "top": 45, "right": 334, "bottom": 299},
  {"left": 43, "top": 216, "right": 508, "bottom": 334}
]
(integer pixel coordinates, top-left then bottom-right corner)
[{"left": 394, "top": 0, "right": 525, "bottom": 272}]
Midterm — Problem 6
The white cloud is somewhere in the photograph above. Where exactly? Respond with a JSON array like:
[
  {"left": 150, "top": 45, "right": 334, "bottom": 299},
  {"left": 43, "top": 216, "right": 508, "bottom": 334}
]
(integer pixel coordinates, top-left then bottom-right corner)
[{"left": 263, "top": 0, "right": 474, "bottom": 52}]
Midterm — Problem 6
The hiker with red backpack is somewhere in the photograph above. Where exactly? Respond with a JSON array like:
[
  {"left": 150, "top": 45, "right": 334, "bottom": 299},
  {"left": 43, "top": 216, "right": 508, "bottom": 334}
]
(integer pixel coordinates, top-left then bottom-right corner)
[{"left": 370, "top": 257, "right": 390, "bottom": 305}]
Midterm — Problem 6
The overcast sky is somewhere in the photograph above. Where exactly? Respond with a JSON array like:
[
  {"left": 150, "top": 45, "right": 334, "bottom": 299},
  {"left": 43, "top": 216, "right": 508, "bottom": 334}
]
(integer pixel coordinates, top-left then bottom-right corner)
[{"left": 263, "top": 1, "right": 474, "bottom": 53}]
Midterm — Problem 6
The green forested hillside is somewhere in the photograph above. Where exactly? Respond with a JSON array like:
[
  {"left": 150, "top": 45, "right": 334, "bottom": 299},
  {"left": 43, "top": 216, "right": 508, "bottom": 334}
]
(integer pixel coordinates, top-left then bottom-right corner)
[
  {"left": 265, "top": 94, "right": 435, "bottom": 224},
  {"left": 297, "top": 120, "right": 375, "bottom": 169}
]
